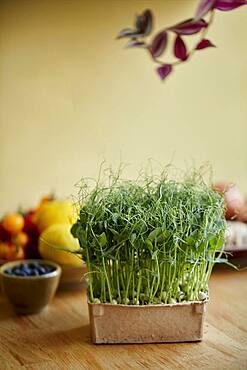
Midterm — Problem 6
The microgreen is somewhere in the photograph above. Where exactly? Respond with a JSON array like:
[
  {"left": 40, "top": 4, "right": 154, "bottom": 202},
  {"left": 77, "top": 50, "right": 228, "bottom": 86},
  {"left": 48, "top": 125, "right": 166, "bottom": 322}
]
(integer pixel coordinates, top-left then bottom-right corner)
[{"left": 71, "top": 165, "right": 227, "bottom": 305}]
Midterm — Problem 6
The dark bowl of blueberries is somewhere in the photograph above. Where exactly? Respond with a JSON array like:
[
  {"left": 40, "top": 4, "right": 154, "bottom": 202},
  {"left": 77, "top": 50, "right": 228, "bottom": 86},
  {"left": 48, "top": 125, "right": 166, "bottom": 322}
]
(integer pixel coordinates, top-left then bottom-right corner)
[{"left": 0, "top": 259, "right": 61, "bottom": 314}]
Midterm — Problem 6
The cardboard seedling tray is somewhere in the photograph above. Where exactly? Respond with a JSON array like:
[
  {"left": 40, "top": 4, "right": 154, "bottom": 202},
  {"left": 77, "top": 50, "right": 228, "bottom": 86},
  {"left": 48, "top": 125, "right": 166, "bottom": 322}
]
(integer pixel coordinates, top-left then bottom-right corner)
[{"left": 88, "top": 300, "right": 208, "bottom": 344}]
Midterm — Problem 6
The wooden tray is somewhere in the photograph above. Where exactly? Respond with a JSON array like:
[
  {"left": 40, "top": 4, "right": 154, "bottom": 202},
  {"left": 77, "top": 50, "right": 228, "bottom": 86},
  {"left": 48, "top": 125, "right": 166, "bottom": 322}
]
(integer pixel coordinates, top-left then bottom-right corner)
[{"left": 89, "top": 300, "right": 208, "bottom": 344}]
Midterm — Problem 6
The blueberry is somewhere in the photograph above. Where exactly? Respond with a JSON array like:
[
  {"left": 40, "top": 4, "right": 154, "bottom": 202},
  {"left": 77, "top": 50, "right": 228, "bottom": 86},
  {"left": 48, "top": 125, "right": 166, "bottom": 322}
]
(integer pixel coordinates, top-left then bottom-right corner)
[
  {"left": 45, "top": 266, "right": 54, "bottom": 273},
  {"left": 4, "top": 262, "right": 56, "bottom": 277},
  {"left": 30, "top": 269, "right": 40, "bottom": 276},
  {"left": 13, "top": 269, "right": 27, "bottom": 276},
  {"left": 13, "top": 268, "right": 21, "bottom": 275},
  {"left": 21, "top": 263, "right": 29, "bottom": 270},
  {"left": 18, "top": 271, "right": 27, "bottom": 277},
  {"left": 23, "top": 267, "right": 32, "bottom": 276},
  {"left": 4, "top": 269, "right": 12, "bottom": 275},
  {"left": 38, "top": 266, "right": 46, "bottom": 275}
]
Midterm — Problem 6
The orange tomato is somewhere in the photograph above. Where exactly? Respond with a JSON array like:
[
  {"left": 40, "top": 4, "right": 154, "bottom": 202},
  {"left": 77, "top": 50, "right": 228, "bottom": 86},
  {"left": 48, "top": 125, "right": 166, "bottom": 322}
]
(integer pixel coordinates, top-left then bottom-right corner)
[
  {"left": 6, "top": 245, "right": 24, "bottom": 261},
  {"left": 16, "top": 231, "right": 29, "bottom": 247},
  {"left": 0, "top": 242, "right": 9, "bottom": 259},
  {"left": 3, "top": 213, "right": 24, "bottom": 235}
]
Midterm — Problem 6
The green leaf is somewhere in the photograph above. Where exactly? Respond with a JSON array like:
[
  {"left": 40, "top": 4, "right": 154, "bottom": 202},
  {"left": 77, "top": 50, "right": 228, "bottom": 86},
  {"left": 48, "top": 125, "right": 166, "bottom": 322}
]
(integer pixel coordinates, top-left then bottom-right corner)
[
  {"left": 186, "top": 230, "right": 202, "bottom": 247},
  {"left": 145, "top": 239, "right": 153, "bottom": 251},
  {"left": 209, "top": 233, "right": 225, "bottom": 251},
  {"left": 98, "top": 232, "right": 107, "bottom": 248},
  {"left": 70, "top": 222, "right": 83, "bottom": 239},
  {"left": 197, "top": 241, "right": 208, "bottom": 253},
  {"left": 109, "top": 228, "right": 120, "bottom": 240},
  {"left": 148, "top": 228, "right": 162, "bottom": 241},
  {"left": 80, "top": 211, "right": 87, "bottom": 225}
]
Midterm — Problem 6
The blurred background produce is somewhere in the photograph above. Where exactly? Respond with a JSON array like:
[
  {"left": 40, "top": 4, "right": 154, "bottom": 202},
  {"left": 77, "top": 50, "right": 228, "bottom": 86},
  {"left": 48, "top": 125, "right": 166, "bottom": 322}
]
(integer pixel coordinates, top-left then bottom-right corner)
[
  {"left": 0, "top": 195, "right": 82, "bottom": 267},
  {"left": 213, "top": 182, "right": 247, "bottom": 221},
  {"left": 212, "top": 182, "right": 247, "bottom": 250},
  {"left": 39, "top": 223, "right": 81, "bottom": 266}
]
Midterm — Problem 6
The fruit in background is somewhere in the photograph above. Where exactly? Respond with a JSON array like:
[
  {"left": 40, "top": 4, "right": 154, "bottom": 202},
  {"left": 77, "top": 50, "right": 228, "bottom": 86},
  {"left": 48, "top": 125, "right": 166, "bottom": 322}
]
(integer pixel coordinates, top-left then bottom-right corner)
[
  {"left": 238, "top": 200, "right": 247, "bottom": 223},
  {"left": 34, "top": 194, "right": 54, "bottom": 215},
  {"left": 6, "top": 244, "right": 25, "bottom": 260},
  {"left": 213, "top": 182, "right": 245, "bottom": 220},
  {"left": 0, "top": 243, "right": 9, "bottom": 259},
  {"left": 34, "top": 201, "right": 76, "bottom": 233},
  {"left": 23, "top": 211, "right": 39, "bottom": 238},
  {"left": 38, "top": 223, "right": 82, "bottom": 266},
  {"left": 15, "top": 232, "right": 29, "bottom": 247},
  {"left": 22, "top": 211, "right": 41, "bottom": 259},
  {"left": 0, "top": 194, "right": 55, "bottom": 261},
  {"left": 2, "top": 213, "right": 24, "bottom": 235},
  {"left": 0, "top": 242, "right": 24, "bottom": 261},
  {"left": 0, "top": 223, "right": 11, "bottom": 242}
]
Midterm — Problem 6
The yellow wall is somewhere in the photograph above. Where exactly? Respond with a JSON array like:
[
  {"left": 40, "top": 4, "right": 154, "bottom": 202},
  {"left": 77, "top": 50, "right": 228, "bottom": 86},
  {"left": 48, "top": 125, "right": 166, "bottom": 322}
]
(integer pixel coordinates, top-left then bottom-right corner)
[{"left": 0, "top": 0, "right": 247, "bottom": 213}]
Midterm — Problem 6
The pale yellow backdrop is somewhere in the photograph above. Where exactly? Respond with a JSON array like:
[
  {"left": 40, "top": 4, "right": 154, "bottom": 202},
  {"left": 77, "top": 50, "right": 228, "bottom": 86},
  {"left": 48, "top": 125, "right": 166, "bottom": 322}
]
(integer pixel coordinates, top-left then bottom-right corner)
[{"left": 0, "top": 0, "right": 247, "bottom": 213}]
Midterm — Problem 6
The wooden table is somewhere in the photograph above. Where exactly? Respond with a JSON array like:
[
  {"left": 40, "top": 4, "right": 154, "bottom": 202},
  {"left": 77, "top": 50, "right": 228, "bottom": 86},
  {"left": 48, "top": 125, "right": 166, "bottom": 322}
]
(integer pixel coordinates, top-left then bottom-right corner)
[{"left": 0, "top": 269, "right": 247, "bottom": 370}]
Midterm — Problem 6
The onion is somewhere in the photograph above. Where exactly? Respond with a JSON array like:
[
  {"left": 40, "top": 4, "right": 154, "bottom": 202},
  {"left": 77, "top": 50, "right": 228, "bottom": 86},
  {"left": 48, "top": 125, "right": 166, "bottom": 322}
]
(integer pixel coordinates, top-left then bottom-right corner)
[{"left": 213, "top": 182, "right": 245, "bottom": 220}]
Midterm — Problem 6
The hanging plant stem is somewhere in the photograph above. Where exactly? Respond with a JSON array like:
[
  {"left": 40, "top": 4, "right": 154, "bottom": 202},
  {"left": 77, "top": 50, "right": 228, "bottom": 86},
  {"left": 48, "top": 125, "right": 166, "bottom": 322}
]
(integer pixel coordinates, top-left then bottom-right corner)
[{"left": 117, "top": 0, "right": 247, "bottom": 81}]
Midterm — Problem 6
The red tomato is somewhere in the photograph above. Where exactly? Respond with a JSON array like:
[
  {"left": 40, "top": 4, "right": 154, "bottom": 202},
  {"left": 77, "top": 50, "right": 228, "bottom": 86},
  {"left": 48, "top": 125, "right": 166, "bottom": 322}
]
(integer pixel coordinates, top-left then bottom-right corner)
[
  {"left": 0, "top": 223, "right": 11, "bottom": 242},
  {"left": 23, "top": 212, "right": 39, "bottom": 238}
]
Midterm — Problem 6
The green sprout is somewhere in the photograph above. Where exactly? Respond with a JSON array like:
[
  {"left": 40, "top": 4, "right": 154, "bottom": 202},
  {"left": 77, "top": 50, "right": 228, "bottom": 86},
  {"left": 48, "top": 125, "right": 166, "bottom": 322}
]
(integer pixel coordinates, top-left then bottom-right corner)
[{"left": 71, "top": 165, "right": 227, "bottom": 305}]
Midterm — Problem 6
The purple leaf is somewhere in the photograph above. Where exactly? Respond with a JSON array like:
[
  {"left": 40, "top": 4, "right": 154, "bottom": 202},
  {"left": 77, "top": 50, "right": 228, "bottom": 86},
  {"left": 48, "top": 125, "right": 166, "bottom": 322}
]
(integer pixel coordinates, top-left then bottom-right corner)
[
  {"left": 126, "top": 40, "right": 147, "bottom": 48},
  {"left": 149, "top": 31, "right": 168, "bottom": 58},
  {"left": 157, "top": 64, "right": 173, "bottom": 81},
  {"left": 214, "top": 0, "right": 247, "bottom": 11},
  {"left": 174, "top": 35, "right": 187, "bottom": 61},
  {"left": 195, "top": 0, "right": 216, "bottom": 20},
  {"left": 135, "top": 9, "right": 153, "bottom": 36},
  {"left": 117, "top": 28, "right": 140, "bottom": 39},
  {"left": 117, "top": 10, "right": 153, "bottom": 39},
  {"left": 169, "top": 18, "right": 208, "bottom": 35},
  {"left": 196, "top": 39, "right": 216, "bottom": 49}
]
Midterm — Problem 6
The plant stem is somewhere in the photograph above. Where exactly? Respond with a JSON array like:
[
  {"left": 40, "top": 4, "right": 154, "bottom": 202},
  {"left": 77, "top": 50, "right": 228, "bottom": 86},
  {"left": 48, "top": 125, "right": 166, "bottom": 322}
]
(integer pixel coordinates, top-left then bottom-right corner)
[
  {"left": 150, "top": 10, "right": 215, "bottom": 67},
  {"left": 101, "top": 248, "right": 113, "bottom": 303}
]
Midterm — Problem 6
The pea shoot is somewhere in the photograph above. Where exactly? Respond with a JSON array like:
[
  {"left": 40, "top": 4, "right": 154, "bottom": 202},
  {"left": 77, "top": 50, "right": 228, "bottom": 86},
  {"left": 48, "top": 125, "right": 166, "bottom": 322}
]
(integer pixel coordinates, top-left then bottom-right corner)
[{"left": 71, "top": 166, "right": 227, "bottom": 305}]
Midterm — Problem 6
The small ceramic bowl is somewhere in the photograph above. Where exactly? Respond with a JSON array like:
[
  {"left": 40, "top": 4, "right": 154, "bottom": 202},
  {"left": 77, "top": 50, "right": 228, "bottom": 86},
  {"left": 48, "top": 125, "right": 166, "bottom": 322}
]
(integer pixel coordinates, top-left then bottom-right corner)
[{"left": 0, "top": 259, "right": 61, "bottom": 314}]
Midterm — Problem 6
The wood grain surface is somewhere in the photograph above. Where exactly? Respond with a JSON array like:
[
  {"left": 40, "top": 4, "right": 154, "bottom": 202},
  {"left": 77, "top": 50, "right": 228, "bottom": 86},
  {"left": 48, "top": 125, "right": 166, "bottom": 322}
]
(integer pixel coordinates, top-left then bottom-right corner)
[{"left": 0, "top": 269, "right": 246, "bottom": 370}]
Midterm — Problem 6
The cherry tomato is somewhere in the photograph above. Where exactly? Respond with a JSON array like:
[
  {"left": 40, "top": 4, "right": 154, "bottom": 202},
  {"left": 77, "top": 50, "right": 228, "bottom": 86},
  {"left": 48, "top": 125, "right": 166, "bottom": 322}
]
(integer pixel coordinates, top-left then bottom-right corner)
[
  {"left": 23, "top": 212, "right": 39, "bottom": 238},
  {"left": 6, "top": 245, "right": 24, "bottom": 261},
  {"left": 0, "top": 242, "right": 9, "bottom": 259},
  {"left": 16, "top": 232, "right": 29, "bottom": 247},
  {"left": 3, "top": 213, "right": 24, "bottom": 235}
]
